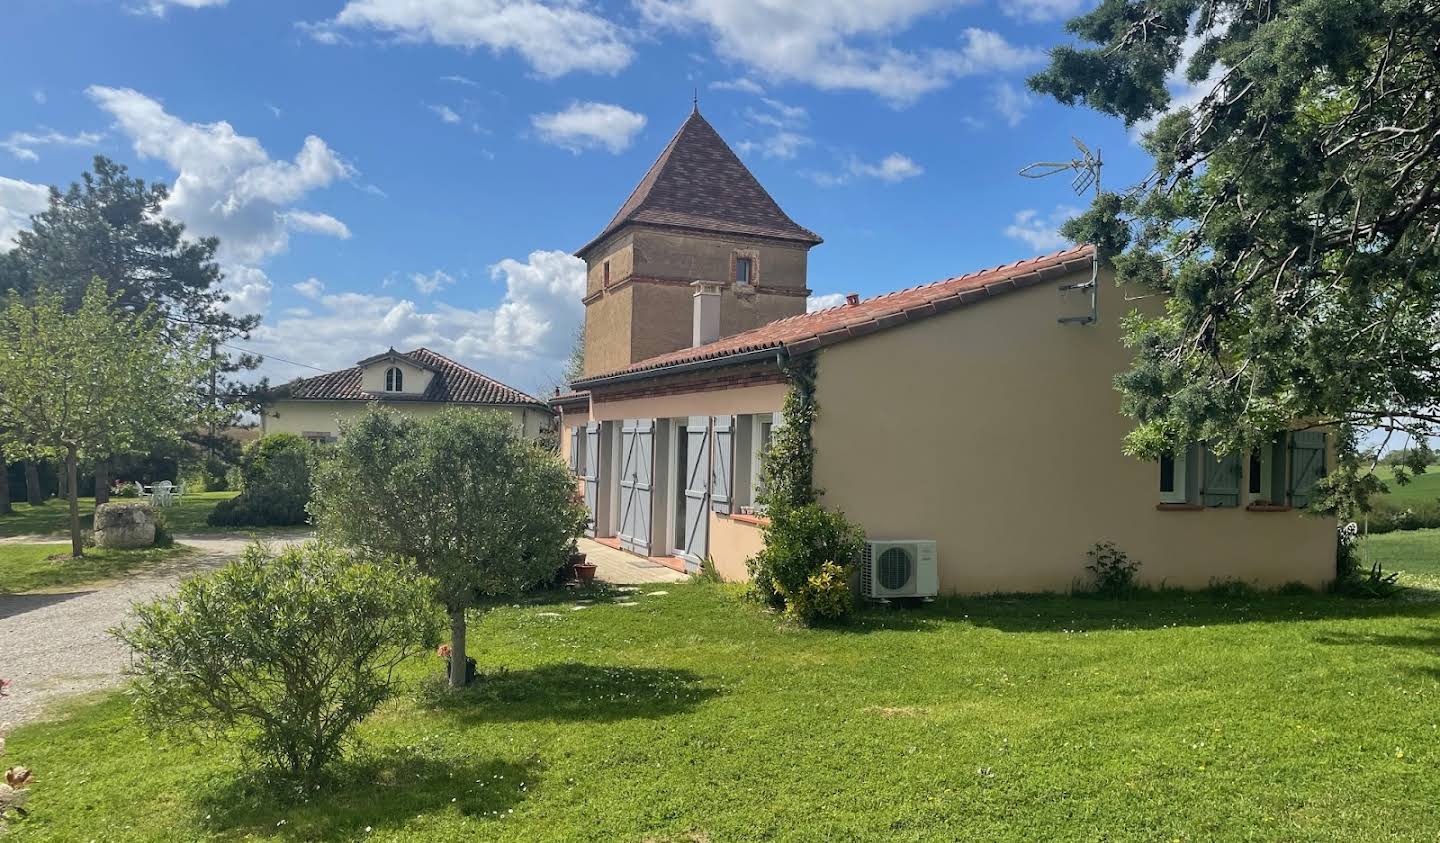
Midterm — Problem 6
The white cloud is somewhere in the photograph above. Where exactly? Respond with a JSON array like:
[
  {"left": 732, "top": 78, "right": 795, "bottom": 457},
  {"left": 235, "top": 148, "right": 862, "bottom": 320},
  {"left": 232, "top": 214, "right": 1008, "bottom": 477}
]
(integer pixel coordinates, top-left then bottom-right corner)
[
  {"left": 220, "top": 263, "right": 273, "bottom": 317},
  {"left": 1, "top": 128, "right": 104, "bottom": 161},
  {"left": 411, "top": 269, "right": 456, "bottom": 295},
  {"left": 251, "top": 250, "right": 585, "bottom": 394},
  {"left": 737, "top": 131, "right": 811, "bottom": 160},
  {"left": 638, "top": 0, "right": 1044, "bottom": 104},
  {"left": 314, "top": 0, "right": 634, "bottom": 77},
  {"left": 139, "top": 0, "right": 227, "bottom": 14},
  {"left": 0, "top": 176, "right": 50, "bottom": 252},
  {"left": 284, "top": 210, "right": 352, "bottom": 240},
  {"left": 429, "top": 103, "right": 462, "bottom": 124},
  {"left": 441, "top": 74, "right": 481, "bottom": 87},
  {"left": 293, "top": 278, "right": 325, "bottom": 299},
  {"left": 32, "top": 90, "right": 46, "bottom": 105},
  {"left": 265, "top": 102, "right": 282, "bottom": 118},
  {"left": 736, "top": 97, "right": 811, "bottom": 160},
  {"left": 87, "top": 85, "right": 354, "bottom": 265},
  {"left": 532, "top": 102, "right": 646, "bottom": 154},
  {"left": 999, "top": 0, "right": 1087, "bottom": 22},
  {"left": 992, "top": 81, "right": 1032, "bottom": 127},
  {"left": 807, "top": 292, "right": 847, "bottom": 311},
  {"left": 1133, "top": 28, "right": 1227, "bottom": 140},
  {"left": 808, "top": 153, "right": 924, "bottom": 185},
  {"left": 1003, "top": 205, "right": 1081, "bottom": 251},
  {"left": 709, "top": 77, "right": 765, "bottom": 95}
]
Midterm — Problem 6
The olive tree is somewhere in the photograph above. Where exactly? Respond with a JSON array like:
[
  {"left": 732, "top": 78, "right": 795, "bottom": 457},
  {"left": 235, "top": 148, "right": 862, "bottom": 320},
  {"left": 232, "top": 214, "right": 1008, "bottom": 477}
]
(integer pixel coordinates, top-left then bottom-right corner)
[
  {"left": 0, "top": 280, "right": 206, "bottom": 556},
  {"left": 311, "top": 407, "right": 585, "bottom": 688}
]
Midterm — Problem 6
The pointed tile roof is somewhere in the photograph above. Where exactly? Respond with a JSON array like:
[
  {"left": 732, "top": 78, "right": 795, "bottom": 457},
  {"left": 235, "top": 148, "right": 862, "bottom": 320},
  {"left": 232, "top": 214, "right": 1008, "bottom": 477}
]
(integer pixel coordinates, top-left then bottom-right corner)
[
  {"left": 576, "top": 109, "right": 822, "bottom": 257},
  {"left": 276, "top": 347, "right": 551, "bottom": 409}
]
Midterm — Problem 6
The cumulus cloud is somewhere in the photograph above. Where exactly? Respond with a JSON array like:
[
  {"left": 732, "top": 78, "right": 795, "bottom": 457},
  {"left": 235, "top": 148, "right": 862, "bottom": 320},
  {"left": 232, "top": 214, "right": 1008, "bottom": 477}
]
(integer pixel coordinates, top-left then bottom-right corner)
[
  {"left": 139, "top": 0, "right": 227, "bottom": 14},
  {"left": 1003, "top": 205, "right": 1081, "bottom": 251},
  {"left": 737, "top": 131, "right": 811, "bottom": 160},
  {"left": 638, "top": 1, "right": 1044, "bottom": 104},
  {"left": 312, "top": 0, "right": 634, "bottom": 77},
  {"left": 1, "top": 128, "right": 104, "bottom": 161},
  {"left": 1000, "top": 0, "right": 1087, "bottom": 22},
  {"left": 411, "top": 269, "right": 456, "bottom": 295},
  {"left": 807, "top": 292, "right": 848, "bottom": 311},
  {"left": 532, "top": 102, "right": 646, "bottom": 154},
  {"left": 0, "top": 176, "right": 51, "bottom": 252},
  {"left": 87, "top": 85, "right": 354, "bottom": 265},
  {"left": 219, "top": 263, "right": 273, "bottom": 317},
  {"left": 992, "top": 81, "right": 1032, "bottom": 127},
  {"left": 251, "top": 250, "right": 585, "bottom": 394},
  {"left": 293, "top": 278, "right": 325, "bottom": 299},
  {"left": 806, "top": 153, "right": 924, "bottom": 186},
  {"left": 736, "top": 97, "right": 811, "bottom": 160},
  {"left": 428, "top": 103, "right": 462, "bottom": 124}
]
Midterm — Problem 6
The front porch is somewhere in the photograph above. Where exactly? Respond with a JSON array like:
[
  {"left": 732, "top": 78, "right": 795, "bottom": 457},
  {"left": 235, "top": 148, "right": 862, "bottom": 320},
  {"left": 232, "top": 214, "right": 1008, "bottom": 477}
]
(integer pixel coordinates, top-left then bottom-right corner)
[{"left": 580, "top": 537, "right": 689, "bottom": 585}]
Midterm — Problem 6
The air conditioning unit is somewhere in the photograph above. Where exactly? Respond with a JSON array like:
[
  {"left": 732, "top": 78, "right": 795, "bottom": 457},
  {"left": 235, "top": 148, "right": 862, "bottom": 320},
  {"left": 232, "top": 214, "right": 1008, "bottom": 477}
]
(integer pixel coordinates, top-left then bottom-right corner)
[{"left": 861, "top": 539, "right": 938, "bottom": 600}]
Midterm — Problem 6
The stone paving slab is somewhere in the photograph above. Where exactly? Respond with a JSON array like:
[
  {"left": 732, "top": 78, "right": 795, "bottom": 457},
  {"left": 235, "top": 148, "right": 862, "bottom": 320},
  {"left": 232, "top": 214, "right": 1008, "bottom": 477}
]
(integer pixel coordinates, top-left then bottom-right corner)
[{"left": 578, "top": 538, "right": 689, "bottom": 585}]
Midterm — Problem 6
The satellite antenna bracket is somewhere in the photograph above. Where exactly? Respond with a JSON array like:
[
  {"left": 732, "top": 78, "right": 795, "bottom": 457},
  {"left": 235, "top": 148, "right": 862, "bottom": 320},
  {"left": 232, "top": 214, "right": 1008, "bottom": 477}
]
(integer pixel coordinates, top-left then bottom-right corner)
[{"left": 1020, "top": 137, "right": 1103, "bottom": 326}]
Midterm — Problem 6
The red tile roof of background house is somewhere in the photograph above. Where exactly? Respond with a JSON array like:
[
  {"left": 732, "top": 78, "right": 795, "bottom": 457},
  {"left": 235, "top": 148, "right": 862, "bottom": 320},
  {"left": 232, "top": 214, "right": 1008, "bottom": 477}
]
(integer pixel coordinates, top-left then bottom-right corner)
[
  {"left": 278, "top": 347, "right": 550, "bottom": 408},
  {"left": 572, "top": 244, "right": 1095, "bottom": 386}
]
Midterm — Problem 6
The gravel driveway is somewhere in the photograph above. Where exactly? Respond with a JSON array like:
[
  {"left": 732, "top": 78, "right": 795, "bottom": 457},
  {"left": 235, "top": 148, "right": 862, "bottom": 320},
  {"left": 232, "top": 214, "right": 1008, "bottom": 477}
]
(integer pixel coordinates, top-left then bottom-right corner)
[{"left": 0, "top": 532, "right": 309, "bottom": 732}]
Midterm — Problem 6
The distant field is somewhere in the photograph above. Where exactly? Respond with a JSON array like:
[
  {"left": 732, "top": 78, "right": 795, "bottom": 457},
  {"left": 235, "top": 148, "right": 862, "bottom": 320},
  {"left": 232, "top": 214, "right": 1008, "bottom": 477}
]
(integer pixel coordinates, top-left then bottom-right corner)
[
  {"left": 1359, "top": 528, "right": 1440, "bottom": 581},
  {"left": 1367, "top": 465, "right": 1440, "bottom": 505}
]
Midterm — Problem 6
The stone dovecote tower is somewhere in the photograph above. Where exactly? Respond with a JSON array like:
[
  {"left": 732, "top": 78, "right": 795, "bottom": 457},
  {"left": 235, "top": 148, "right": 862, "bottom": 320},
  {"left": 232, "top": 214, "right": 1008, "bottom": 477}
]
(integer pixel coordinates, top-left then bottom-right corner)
[{"left": 576, "top": 108, "right": 823, "bottom": 376}]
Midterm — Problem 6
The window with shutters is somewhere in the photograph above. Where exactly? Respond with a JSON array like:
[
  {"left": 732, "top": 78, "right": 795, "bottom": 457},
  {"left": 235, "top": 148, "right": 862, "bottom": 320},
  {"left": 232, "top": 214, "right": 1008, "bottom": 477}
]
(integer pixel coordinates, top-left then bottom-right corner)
[
  {"left": 1159, "top": 444, "right": 1197, "bottom": 504},
  {"left": 726, "top": 413, "right": 781, "bottom": 514},
  {"left": 1247, "top": 435, "right": 1289, "bottom": 507},
  {"left": 735, "top": 256, "right": 753, "bottom": 285},
  {"left": 1201, "top": 446, "right": 1242, "bottom": 507},
  {"left": 1288, "top": 431, "right": 1328, "bottom": 508}
]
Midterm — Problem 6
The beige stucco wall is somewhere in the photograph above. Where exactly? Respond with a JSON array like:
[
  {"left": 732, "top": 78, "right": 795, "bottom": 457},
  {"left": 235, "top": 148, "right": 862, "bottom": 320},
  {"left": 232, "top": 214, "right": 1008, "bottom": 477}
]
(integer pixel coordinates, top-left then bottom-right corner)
[
  {"left": 633, "top": 229, "right": 809, "bottom": 292},
  {"left": 358, "top": 358, "right": 434, "bottom": 395},
  {"left": 709, "top": 513, "right": 764, "bottom": 580},
  {"left": 585, "top": 232, "right": 635, "bottom": 297},
  {"left": 590, "top": 383, "right": 786, "bottom": 423},
  {"left": 810, "top": 268, "right": 1337, "bottom": 593},
  {"left": 583, "top": 284, "right": 635, "bottom": 377},
  {"left": 266, "top": 400, "right": 550, "bottom": 441}
]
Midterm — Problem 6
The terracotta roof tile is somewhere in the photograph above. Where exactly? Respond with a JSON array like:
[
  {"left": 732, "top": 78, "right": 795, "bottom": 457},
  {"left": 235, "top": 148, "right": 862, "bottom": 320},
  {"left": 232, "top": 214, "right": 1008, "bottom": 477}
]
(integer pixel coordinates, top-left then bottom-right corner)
[
  {"left": 577, "top": 110, "right": 821, "bottom": 257},
  {"left": 281, "top": 347, "right": 550, "bottom": 409},
  {"left": 572, "top": 245, "right": 1095, "bottom": 386}
]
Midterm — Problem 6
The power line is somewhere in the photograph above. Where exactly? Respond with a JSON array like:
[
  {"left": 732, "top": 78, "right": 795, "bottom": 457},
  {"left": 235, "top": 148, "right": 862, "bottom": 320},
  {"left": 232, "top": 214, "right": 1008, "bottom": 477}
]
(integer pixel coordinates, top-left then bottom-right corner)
[{"left": 218, "top": 342, "right": 327, "bottom": 373}]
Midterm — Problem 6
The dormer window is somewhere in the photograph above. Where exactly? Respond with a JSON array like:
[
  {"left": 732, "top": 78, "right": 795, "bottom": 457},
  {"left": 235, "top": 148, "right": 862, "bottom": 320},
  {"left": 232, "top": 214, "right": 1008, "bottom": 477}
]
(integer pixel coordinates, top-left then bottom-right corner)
[{"left": 385, "top": 366, "right": 404, "bottom": 392}]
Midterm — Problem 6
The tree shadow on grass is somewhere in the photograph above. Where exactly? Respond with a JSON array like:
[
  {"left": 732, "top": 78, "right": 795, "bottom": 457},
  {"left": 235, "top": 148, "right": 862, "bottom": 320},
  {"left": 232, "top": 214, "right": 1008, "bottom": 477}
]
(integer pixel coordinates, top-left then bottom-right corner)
[
  {"left": 422, "top": 662, "right": 719, "bottom": 724},
  {"left": 1311, "top": 624, "right": 1440, "bottom": 650},
  {"left": 198, "top": 750, "right": 535, "bottom": 841},
  {"left": 841, "top": 590, "right": 1440, "bottom": 634}
]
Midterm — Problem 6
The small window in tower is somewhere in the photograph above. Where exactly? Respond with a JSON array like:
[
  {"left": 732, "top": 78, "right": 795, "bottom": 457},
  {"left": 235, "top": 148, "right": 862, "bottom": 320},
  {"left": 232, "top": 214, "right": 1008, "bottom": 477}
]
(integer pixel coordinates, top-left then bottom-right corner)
[
  {"left": 603, "top": 260, "right": 611, "bottom": 285},
  {"left": 385, "top": 366, "right": 403, "bottom": 392},
  {"left": 735, "top": 257, "right": 753, "bottom": 285}
]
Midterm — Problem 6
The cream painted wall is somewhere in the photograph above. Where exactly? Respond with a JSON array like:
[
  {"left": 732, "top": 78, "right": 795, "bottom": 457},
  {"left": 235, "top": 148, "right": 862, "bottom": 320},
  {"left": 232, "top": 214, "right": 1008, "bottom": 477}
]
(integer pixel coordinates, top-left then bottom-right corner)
[
  {"left": 266, "top": 400, "right": 550, "bottom": 441},
  {"left": 590, "top": 383, "right": 786, "bottom": 423},
  {"left": 358, "top": 358, "right": 435, "bottom": 395},
  {"left": 709, "top": 513, "right": 764, "bottom": 580},
  {"left": 811, "top": 269, "right": 1337, "bottom": 593}
]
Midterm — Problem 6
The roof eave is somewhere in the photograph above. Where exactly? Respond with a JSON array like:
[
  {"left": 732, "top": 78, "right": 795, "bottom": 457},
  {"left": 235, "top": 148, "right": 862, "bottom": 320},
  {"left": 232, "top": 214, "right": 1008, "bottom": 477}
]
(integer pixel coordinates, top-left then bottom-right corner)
[{"left": 571, "top": 346, "right": 784, "bottom": 390}]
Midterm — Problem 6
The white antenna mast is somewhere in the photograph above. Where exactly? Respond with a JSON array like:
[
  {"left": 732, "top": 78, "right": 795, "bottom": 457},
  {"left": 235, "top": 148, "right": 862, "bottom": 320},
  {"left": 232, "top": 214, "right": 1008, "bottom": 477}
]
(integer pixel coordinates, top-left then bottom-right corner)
[{"left": 1020, "top": 137, "right": 1102, "bottom": 325}]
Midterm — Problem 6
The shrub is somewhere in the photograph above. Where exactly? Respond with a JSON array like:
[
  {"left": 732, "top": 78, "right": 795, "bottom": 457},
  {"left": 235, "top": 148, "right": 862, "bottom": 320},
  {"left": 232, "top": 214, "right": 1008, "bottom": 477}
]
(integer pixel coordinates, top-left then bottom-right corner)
[
  {"left": 115, "top": 542, "right": 440, "bottom": 778},
  {"left": 749, "top": 503, "right": 864, "bottom": 623},
  {"left": 207, "top": 434, "right": 312, "bottom": 527},
  {"left": 1362, "top": 497, "right": 1440, "bottom": 534},
  {"left": 784, "top": 560, "right": 853, "bottom": 624},
  {"left": 152, "top": 508, "right": 174, "bottom": 548},
  {"left": 1084, "top": 541, "right": 1141, "bottom": 596}
]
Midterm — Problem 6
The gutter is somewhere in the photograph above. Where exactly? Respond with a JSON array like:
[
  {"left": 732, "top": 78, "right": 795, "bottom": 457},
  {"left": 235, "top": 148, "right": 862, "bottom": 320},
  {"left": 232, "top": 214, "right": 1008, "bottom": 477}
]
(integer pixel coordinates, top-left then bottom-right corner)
[{"left": 571, "top": 346, "right": 784, "bottom": 390}]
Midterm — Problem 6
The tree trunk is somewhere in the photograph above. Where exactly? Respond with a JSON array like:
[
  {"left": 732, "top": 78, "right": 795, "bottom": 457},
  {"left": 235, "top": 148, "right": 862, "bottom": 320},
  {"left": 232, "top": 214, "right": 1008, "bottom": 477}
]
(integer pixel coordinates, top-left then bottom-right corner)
[
  {"left": 0, "top": 454, "right": 11, "bottom": 515},
  {"left": 24, "top": 461, "right": 42, "bottom": 506},
  {"left": 93, "top": 459, "right": 110, "bottom": 505},
  {"left": 448, "top": 609, "right": 468, "bottom": 689},
  {"left": 56, "top": 461, "right": 67, "bottom": 500},
  {"left": 66, "top": 446, "right": 82, "bottom": 558}
]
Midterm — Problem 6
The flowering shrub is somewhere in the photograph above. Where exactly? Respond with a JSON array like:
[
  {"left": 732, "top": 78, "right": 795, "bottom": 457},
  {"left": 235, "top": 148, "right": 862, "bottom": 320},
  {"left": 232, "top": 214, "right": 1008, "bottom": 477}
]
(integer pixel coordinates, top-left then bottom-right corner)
[
  {"left": 783, "top": 561, "right": 854, "bottom": 624},
  {"left": 750, "top": 503, "right": 864, "bottom": 625}
]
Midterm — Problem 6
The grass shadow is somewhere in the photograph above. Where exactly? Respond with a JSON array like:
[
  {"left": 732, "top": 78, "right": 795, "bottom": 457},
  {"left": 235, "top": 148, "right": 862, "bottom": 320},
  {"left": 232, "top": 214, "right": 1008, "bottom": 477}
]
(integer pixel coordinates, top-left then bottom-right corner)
[
  {"left": 845, "top": 590, "right": 1440, "bottom": 634},
  {"left": 1311, "top": 624, "right": 1440, "bottom": 650},
  {"left": 423, "top": 662, "right": 719, "bottom": 724},
  {"left": 198, "top": 749, "right": 535, "bottom": 840}
]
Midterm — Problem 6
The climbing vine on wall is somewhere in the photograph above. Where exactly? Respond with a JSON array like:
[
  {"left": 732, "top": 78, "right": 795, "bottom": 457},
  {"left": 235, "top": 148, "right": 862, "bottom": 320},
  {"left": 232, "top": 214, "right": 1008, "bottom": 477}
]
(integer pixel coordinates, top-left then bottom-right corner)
[{"left": 758, "top": 354, "right": 817, "bottom": 513}]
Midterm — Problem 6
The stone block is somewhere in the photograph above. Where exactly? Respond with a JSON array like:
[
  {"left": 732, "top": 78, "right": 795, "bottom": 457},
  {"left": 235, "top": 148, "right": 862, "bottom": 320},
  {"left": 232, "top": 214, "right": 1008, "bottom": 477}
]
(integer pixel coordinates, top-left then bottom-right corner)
[{"left": 93, "top": 502, "right": 157, "bottom": 549}]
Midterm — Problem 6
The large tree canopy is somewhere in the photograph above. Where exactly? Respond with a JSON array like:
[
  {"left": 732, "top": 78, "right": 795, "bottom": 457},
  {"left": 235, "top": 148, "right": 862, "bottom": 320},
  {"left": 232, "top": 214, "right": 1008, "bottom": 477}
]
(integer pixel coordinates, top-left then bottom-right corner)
[{"left": 1031, "top": 0, "right": 1440, "bottom": 509}]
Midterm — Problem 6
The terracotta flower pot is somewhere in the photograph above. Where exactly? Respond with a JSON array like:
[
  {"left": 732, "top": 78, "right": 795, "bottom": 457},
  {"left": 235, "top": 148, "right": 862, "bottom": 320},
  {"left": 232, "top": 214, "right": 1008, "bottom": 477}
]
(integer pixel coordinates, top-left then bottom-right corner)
[{"left": 573, "top": 561, "right": 598, "bottom": 584}]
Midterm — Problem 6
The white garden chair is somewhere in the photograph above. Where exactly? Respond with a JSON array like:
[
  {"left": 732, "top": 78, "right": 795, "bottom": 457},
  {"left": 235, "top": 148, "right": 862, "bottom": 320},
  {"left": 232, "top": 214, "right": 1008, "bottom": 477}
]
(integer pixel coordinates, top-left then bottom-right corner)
[{"left": 152, "top": 480, "right": 174, "bottom": 508}]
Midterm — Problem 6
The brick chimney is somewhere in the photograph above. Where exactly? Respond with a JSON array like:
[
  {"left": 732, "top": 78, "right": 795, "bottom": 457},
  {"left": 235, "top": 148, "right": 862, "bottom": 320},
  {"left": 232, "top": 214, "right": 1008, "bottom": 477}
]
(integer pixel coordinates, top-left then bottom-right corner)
[{"left": 692, "top": 281, "right": 722, "bottom": 346}]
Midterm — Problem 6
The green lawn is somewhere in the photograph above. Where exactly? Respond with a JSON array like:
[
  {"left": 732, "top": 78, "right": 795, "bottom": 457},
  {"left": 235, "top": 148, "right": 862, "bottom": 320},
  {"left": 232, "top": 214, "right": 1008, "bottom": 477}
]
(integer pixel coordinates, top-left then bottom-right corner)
[
  {"left": 7, "top": 582, "right": 1440, "bottom": 841},
  {"left": 1366, "top": 465, "right": 1440, "bottom": 505},
  {"left": 0, "top": 490, "right": 274, "bottom": 538},
  {"left": 0, "top": 542, "right": 195, "bottom": 594},
  {"left": 1360, "top": 527, "right": 1440, "bottom": 582}
]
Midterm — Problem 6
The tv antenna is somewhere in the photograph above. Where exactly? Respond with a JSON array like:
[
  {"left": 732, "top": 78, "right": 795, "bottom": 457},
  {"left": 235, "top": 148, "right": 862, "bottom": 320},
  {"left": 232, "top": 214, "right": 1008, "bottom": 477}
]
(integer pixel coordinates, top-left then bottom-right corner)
[{"left": 1020, "top": 137, "right": 1102, "bottom": 325}]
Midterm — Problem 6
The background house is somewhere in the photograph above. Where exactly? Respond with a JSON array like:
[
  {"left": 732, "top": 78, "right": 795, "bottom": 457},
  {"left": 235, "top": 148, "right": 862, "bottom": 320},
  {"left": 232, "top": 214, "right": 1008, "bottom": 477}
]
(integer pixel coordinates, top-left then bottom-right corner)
[
  {"left": 557, "top": 109, "right": 1336, "bottom": 592},
  {"left": 264, "top": 347, "right": 553, "bottom": 442}
]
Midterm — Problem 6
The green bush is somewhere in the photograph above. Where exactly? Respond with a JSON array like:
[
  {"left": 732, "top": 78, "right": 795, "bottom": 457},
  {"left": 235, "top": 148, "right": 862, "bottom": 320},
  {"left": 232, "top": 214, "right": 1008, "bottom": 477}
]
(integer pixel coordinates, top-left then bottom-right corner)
[
  {"left": 1084, "top": 541, "right": 1141, "bottom": 596},
  {"left": 116, "top": 542, "right": 440, "bottom": 779},
  {"left": 1363, "top": 497, "right": 1440, "bottom": 534},
  {"left": 207, "top": 434, "right": 312, "bottom": 527},
  {"left": 784, "top": 560, "right": 853, "bottom": 624},
  {"left": 749, "top": 503, "right": 864, "bottom": 624}
]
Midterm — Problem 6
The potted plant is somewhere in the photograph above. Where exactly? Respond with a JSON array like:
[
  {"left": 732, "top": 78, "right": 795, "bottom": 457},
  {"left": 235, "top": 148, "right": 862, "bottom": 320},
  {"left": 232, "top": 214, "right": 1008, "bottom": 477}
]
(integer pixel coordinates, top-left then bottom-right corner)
[{"left": 567, "top": 501, "right": 597, "bottom": 583}]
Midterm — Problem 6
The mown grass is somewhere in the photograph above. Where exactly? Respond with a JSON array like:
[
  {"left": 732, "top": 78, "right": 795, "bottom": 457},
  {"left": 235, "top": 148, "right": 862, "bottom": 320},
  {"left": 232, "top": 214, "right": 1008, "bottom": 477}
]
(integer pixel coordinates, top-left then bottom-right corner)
[
  {"left": 1360, "top": 527, "right": 1440, "bottom": 585},
  {"left": 1367, "top": 465, "right": 1440, "bottom": 505},
  {"left": 7, "top": 581, "right": 1440, "bottom": 842},
  {"left": 0, "top": 542, "right": 195, "bottom": 593},
  {"left": 0, "top": 491, "right": 258, "bottom": 538}
]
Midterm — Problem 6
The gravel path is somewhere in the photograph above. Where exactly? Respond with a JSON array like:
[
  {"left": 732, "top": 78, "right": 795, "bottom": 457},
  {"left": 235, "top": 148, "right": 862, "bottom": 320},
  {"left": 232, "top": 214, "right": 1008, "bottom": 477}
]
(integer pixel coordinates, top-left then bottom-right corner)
[{"left": 0, "top": 532, "right": 310, "bottom": 732}]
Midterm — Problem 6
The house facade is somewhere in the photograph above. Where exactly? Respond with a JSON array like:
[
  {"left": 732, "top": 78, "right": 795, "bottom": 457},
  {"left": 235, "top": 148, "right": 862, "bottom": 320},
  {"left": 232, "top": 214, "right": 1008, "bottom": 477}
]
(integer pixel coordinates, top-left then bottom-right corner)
[
  {"left": 265, "top": 347, "right": 552, "bottom": 442},
  {"left": 556, "top": 110, "right": 1336, "bottom": 592}
]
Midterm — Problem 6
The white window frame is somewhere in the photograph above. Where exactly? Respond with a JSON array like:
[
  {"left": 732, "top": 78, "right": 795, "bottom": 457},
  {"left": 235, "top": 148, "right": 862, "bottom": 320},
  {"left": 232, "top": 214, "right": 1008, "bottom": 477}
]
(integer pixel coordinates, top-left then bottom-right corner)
[
  {"left": 385, "top": 366, "right": 403, "bottom": 392},
  {"left": 1159, "top": 447, "right": 1190, "bottom": 504}
]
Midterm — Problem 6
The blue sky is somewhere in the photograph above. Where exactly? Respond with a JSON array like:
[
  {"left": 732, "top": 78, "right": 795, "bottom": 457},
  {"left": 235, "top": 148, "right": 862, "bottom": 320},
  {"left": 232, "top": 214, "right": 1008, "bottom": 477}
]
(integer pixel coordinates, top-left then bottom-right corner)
[{"left": 0, "top": 0, "right": 1186, "bottom": 395}]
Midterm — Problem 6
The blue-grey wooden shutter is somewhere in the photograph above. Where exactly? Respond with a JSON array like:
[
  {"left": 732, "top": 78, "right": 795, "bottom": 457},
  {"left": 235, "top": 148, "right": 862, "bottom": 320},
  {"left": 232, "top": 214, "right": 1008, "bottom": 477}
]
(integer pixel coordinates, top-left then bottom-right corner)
[
  {"left": 569, "top": 426, "right": 580, "bottom": 475},
  {"left": 711, "top": 415, "right": 734, "bottom": 514},
  {"left": 618, "top": 419, "right": 655, "bottom": 556},
  {"left": 582, "top": 422, "right": 600, "bottom": 537},
  {"left": 1289, "top": 431, "right": 1327, "bottom": 507},
  {"left": 1201, "top": 447, "right": 1241, "bottom": 507},
  {"left": 682, "top": 417, "right": 711, "bottom": 566}
]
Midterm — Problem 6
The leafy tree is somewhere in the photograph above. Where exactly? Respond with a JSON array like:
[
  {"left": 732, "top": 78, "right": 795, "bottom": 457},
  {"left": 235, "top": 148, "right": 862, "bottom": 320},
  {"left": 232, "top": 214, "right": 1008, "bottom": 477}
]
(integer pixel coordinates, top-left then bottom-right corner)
[
  {"left": 0, "top": 280, "right": 206, "bottom": 556},
  {"left": 311, "top": 408, "right": 585, "bottom": 688},
  {"left": 563, "top": 324, "right": 586, "bottom": 386},
  {"left": 206, "top": 433, "right": 313, "bottom": 527},
  {"left": 1030, "top": 0, "right": 1440, "bottom": 508},
  {"left": 117, "top": 542, "right": 440, "bottom": 779},
  {"left": 6, "top": 157, "right": 265, "bottom": 496}
]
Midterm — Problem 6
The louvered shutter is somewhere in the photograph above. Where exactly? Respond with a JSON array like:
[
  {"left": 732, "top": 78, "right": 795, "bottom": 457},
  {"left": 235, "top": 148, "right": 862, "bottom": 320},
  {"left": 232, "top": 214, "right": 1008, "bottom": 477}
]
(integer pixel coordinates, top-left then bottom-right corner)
[
  {"left": 711, "top": 415, "right": 734, "bottom": 514},
  {"left": 1201, "top": 447, "right": 1241, "bottom": 507},
  {"left": 1289, "top": 431, "right": 1327, "bottom": 508}
]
